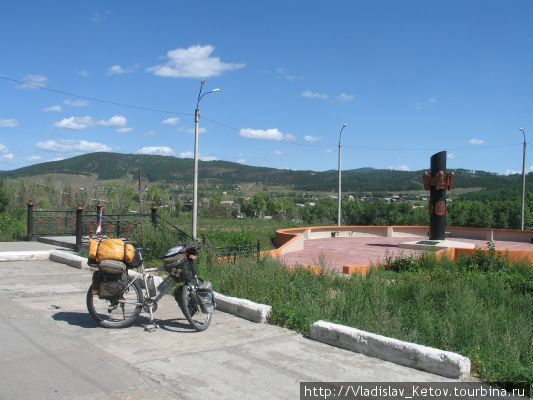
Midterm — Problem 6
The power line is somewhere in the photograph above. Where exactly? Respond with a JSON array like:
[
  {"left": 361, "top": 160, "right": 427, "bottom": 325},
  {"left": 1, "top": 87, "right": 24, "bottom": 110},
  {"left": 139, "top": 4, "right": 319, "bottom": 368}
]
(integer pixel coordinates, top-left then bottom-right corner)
[
  {"left": 1, "top": 74, "right": 525, "bottom": 153},
  {"left": 0, "top": 75, "right": 193, "bottom": 116}
]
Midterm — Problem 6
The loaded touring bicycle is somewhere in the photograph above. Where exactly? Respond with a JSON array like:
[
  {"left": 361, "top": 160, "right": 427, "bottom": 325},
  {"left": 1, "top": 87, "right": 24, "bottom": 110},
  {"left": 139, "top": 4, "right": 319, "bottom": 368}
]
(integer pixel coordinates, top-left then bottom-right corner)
[{"left": 86, "top": 239, "right": 215, "bottom": 331}]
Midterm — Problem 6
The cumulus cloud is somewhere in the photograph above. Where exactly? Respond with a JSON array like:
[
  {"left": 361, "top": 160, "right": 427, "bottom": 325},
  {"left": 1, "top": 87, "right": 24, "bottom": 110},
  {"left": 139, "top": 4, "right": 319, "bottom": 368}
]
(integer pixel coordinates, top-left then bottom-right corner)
[
  {"left": 0, "top": 144, "right": 14, "bottom": 161},
  {"left": 54, "top": 116, "right": 94, "bottom": 130},
  {"left": 239, "top": 128, "right": 297, "bottom": 142},
  {"left": 117, "top": 127, "right": 132, "bottom": 133},
  {"left": 178, "top": 150, "right": 216, "bottom": 161},
  {"left": 448, "top": 153, "right": 455, "bottom": 159},
  {"left": 42, "top": 105, "right": 63, "bottom": 113},
  {"left": 97, "top": 115, "right": 127, "bottom": 127},
  {"left": 0, "top": 118, "right": 18, "bottom": 128},
  {"left": 304, "top": 135, "right": 322, "bottom": 142},
  {"left": 35, "top": 139, "right": 111, "bottom": 153},
  {"left": 147, "top": 45, "right": 245, "bottom": 78},
  {"left": 237, "top": 158, "right": 247, "bottom": 164},
  {"left": 504, "top": 169, "right": 520, "bottom": 175},
  {"left": 301, "top": 90, "right": 328, "bottom": 100},
  {"left": 389, "top": 165, "right": 410, "bottom": 171},
  {"left": 26, "top": 155, "right": 43, "bottom": 161},
  {"left": 468, "top": 138, "right": 484, "bottom": 145},
  {"left": 162, "top": 117, "right": 179, "bottom": 125},
  {"left": 18, "top": 74, "right": 47, "bottom": 89},
  {"left": 337, "top": 93, "right": 355, "bottom": 102},
  {"left": 137, "top": 146, "right": 174, "bottom": 156},
  {"left": 64, "top": 99, "right": 89, "bottom": 107},
  {"left": 107, "top": 64, "right": 138, "bottom": 75},
  {"left": 273, "top": 150, "right": 283, "bottom": 156}
]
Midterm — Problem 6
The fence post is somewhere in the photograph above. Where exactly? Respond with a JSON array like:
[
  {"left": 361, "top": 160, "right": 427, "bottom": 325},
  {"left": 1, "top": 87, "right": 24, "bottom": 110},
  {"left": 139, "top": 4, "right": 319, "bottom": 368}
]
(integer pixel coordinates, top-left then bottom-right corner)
[
  {"left": 151, "top": 204, "right": 158, "bottom": 226},
  {"left": 75, "top": 204, "right": 83, "bottom": 252},
  {"left": 26, "top": 200, "right": 34, "bottom": 241},
  {"left": 256, "top": 240, "right": 261, "bottom": 262}
]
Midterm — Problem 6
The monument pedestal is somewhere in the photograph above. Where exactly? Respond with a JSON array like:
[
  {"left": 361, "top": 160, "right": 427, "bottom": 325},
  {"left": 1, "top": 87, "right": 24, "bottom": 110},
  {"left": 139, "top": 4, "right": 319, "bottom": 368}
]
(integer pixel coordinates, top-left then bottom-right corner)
[{"left": 399, "top": 240, "right": 475, "bottom": 251}]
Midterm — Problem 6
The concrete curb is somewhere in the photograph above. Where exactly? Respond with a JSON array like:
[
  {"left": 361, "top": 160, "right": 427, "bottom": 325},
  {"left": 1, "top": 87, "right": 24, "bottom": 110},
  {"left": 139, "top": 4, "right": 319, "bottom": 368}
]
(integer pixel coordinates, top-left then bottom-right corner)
[
  {"left": 214, "top": 291, "right": 272, "bottom": 323},
  {"left": 310, "top": 320, "right": 471, "bottom": 379},
  {"left": 0, "top": 251, "right": 51, "bottom": 262},
  {"left": 49, "top": 250, "right": 92, "bottom": 270}
]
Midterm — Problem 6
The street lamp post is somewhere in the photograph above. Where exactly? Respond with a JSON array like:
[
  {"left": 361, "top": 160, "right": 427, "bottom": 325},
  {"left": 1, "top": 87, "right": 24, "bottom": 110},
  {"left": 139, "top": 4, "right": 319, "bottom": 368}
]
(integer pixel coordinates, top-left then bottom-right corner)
[
  {"left": 192, "top": 80, "right": 220, "bottom": 240},
  {"left": 337, "top": 124, "right": 348, "bottom": 227},
  {"left": 519, "top": 128, "right": 526, "bottom": 230}
]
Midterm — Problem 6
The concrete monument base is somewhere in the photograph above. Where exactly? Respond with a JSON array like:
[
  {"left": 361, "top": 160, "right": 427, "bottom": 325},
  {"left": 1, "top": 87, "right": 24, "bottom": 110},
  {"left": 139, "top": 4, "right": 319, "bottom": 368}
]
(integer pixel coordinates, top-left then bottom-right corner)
[{"left": 399, "top": 240, "right": 475, "bottom": 251}]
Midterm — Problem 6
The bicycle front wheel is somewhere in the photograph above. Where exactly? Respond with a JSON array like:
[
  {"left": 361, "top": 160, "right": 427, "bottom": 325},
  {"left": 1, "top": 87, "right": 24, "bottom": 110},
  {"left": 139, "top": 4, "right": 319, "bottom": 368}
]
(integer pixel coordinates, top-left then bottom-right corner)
[
  {"left": 87, "top": 278, "right": 143, "bottom": 329},
  {"left": 180, "top": 283, "right": 212, "bottom": 331}
]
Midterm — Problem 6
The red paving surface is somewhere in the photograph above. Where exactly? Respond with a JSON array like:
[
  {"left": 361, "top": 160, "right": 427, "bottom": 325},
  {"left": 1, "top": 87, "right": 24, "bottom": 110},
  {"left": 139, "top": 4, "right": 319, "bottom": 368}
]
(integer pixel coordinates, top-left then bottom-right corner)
[{"left": 280, "top": 237, "right": 533, "bottom": 272}]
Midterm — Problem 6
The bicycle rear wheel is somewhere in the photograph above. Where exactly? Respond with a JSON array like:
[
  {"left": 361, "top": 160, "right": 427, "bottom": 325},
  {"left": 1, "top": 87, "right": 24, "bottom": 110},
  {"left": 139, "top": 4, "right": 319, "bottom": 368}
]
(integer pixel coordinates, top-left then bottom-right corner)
[
  {"left": 180, "top": 283, "right": 212, "bottom": 331},
  {"left": 87, "top": 278, "right": 143, "bottom": 328}
]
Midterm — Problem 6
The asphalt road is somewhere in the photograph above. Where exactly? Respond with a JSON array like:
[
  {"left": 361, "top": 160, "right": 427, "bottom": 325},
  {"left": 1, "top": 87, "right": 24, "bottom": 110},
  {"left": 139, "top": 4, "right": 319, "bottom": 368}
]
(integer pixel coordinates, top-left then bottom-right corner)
[{"left": 0, "top": 260, "right": 455, "bottom": 400}]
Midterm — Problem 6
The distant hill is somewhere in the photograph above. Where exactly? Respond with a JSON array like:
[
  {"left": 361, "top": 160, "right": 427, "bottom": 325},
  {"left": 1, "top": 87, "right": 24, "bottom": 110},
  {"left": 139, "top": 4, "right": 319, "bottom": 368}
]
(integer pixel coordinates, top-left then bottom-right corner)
[{"left": 0, "top": 152, "right": 528, "bottom": 193}]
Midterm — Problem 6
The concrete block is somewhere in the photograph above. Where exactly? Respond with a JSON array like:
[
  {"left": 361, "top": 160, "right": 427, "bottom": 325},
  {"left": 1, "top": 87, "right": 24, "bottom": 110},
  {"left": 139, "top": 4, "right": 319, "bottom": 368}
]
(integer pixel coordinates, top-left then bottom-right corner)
[
  {"left": 0, "top": 251, "right": 51, "bottom": 262},
  {"left": 214, "top": 291, "right": 271, "bottom": 323},
  {"left": 310, "top": 320, "right": 471, "bottom": 379},
  {"left": 49, "top": 250, "right": 84, "bottom": 269}
]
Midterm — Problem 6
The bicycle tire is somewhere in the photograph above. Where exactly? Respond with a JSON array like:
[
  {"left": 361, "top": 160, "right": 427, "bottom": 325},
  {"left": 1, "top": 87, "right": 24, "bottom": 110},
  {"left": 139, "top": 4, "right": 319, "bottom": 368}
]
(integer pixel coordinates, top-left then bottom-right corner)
[
  {"left": 180, "top": 283, "right": 212, "bottom": 331},
  {"left": 86, "top": 278, "right": 143, "bottom": 329}
]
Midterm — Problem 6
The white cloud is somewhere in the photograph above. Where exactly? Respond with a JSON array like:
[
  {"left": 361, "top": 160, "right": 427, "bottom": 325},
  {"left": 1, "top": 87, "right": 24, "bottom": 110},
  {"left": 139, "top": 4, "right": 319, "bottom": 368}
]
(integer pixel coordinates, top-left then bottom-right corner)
[
  {"left": 504, "top": 169, "right": 520, "bottom": 175},
  {"left": 469, "top": 138, "right": 484, "bottom": 145},
  {"left": 35, "top": 139, "right": 111, "bottom": 153},
  {"left": 179, "top": 151, "right": 193, "bottom": 158},
  {"left": 0, "top": 144, "right": 14, "bottom": 161},
  {"left": 237, "top": 158, "right": 246, "bottom": 164},
  {"left": 304, "top": 135, "right": 322, "bottom": 142},
  {"left": 79, "top": 69, "right": 88, "bottom": 77},
  {"left": 273, "top": 150, "right": 283, "bottom": 156},
  {"left": 239, "top": 128, "right": 297, "bottom": 142},
  {"left": 42, "top": 105, "right": 63, "bottom": 113},
  {"left": 389, "top": 165, "right": 411, "bottom": 171},
  {"left": 0, "top": 118, "right": 18, "bottom": 128},
  {"left": 137, "top": 146, "right": 174, "bottom": 156},
  {"left": 178, "top": 151, "right": 216, "bottom": 161},
  {"left": 162, "top": 117, "right": 179, "bottom": 125},
  {"left": 64, "top": 99, "right": 89, "bottom": 107},
  {"left": 337, "top": 93, "right": 355, "bottom": 102},
  {"left": 147, "top": 45, "right": 245, "bottom": 78},
  {"left": 107, "top": 64, "right": 138, "bottom": 75},
  {"left": 117, "top": 127, "right": 132, "bottom": 133},
  {"left": 26, "top": 155, "right": 43, "bottom": 161},
  {"left": 97, "top": 115, "right": 127, "bottom": 127},
  {"left": 18, "top": 74, "right": 47, "bottom": 89},
  {"left": 240, "top": 128, "right": 283, "bottom": 141},
  {"left": 301, "top": 90, "right": 328, "bottom": 100},
  {"left": 325, "top": 148, "right": 333, "bottom": 153},
  {"left": 179, "top": 127, "right": 206, "bottom": 134},
  {"left": 54, "top": 116, "right": 94, "bottom": 130},
  {"left": 448, "top": 153, "right": 455, "bottom": 159},
  {"left": 143, "top": 130, "right": 156, "bottom": 136}
]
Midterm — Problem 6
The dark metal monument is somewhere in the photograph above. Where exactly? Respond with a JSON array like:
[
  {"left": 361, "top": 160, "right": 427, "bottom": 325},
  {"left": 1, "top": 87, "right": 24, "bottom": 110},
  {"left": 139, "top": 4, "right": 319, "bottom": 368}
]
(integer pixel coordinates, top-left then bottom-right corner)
[{"left": 423, "top": 151, "right": 454, "bottom": 241}]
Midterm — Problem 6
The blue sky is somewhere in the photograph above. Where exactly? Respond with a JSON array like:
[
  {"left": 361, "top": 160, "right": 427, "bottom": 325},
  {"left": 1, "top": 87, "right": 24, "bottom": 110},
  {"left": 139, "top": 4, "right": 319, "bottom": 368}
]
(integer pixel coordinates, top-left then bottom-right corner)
[{"left": 0, "top": 0, "right": 531, "bottom": 174}]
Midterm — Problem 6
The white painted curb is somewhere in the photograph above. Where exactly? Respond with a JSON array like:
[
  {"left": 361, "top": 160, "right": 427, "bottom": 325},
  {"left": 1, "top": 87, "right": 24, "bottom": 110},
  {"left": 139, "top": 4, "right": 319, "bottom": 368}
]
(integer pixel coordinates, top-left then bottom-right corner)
[
  {"left": 310, "top": 320, "right": 471, "bottom": 379},
  {"left": 49, "top": 250, "right": 92, "bottom": 270},
  {"left": 214, "top": 291, "right": 271, "bottom": 323},
  {"left": 0, "top": 251, "right": 51, "bottom": 261}
]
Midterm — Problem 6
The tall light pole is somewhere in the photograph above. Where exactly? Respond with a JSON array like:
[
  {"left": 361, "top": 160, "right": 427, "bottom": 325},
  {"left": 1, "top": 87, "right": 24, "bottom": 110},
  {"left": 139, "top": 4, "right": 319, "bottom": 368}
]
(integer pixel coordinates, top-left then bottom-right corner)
[
  {"left": 337, "top": 123, "right": 348, "bottom": 226},
  {"left": 519, "top": 128, "right": 526, "bottom": 230},
  {"left": 192, "top": 80, "right": 220, "bottom": 240}
]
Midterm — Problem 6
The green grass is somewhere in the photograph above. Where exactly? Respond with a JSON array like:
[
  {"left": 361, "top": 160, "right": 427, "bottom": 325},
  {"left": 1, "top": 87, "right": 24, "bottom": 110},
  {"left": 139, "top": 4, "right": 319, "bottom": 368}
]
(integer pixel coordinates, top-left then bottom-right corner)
[{"left": 197, "top": 253, "right": 533, "bottom": 388}]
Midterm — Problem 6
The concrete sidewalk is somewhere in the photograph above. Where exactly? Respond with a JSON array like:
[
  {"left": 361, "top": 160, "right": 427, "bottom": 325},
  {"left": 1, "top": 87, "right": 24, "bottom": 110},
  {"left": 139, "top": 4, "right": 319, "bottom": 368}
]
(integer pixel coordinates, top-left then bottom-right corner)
[{"left": 0, "top": 260, "right": 456, "bottom": 399}]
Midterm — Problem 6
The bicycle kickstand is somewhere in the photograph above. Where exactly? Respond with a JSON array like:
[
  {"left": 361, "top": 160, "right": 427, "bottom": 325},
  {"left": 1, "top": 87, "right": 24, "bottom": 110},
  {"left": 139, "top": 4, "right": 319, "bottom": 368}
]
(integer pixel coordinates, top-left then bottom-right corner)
[{"left": 144, "top": 304, "right": 158, "bottom": 332}]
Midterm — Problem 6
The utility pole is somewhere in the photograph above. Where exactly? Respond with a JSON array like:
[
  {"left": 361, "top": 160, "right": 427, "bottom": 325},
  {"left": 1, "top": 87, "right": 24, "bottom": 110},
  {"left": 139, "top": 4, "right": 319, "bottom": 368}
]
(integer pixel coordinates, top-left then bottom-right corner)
[
  {"left": 519, "top": 128, "right": 526, "bottom": 230},
  {"left": 337, "top": 124, "right": 348, "bottom": 227},
  {"left": 192, "top": 81, "right": 220, "bottom": 240}
]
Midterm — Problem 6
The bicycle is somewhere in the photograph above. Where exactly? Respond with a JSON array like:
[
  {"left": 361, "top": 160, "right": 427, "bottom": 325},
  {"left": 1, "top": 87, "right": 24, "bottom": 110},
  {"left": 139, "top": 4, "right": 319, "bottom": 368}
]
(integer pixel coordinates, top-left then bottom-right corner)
[{"left": 86, "top": 245, "right": 215, "bottom": 331}]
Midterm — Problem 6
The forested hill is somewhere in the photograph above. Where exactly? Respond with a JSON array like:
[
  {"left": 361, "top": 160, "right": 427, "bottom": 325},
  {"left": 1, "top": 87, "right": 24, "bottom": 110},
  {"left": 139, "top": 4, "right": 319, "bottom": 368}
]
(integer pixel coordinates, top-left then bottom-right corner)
[{"left": 0, "top": 152, "right": 529, "bottom": 192}]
